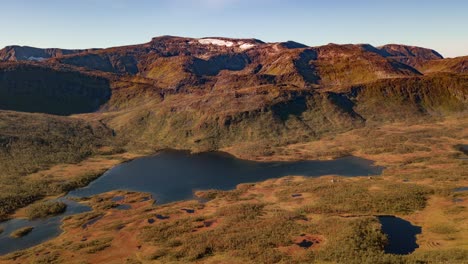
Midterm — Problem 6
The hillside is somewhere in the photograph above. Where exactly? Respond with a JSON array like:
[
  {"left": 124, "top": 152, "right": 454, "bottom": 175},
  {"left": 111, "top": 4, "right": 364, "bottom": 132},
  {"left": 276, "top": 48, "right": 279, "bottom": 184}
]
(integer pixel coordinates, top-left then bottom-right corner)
[
  {"left": 0, "top": 62, "right": 111, "bottom": 115},
  {"left": 0, "top": 36, "right": 466, "bottom": 152},
  {"left": 0, "top": 110, "right": 114, "bottom": 220},
  {"left": 417, "top": 56, "right": 468, "bottom": 74},
  {"left": 378, "top": 44, "right": 444, "bottom": 67}
]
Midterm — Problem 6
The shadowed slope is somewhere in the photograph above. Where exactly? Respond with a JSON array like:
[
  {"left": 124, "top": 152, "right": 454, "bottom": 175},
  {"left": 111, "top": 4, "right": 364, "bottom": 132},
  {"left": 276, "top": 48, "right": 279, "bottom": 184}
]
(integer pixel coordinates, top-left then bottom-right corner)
[{"left": 0, "top": 63, "right": 111, "bottom": 115}]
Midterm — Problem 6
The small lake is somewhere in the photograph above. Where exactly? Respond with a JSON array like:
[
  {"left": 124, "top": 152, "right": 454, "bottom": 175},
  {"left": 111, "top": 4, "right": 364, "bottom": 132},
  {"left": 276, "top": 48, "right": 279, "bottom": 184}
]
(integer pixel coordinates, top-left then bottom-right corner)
[
  {"left": 0, "top": 150, "right": 383, "bottom": 255},
  {"left": 378, "top": 216, "right": 422, "bottom": 255}
]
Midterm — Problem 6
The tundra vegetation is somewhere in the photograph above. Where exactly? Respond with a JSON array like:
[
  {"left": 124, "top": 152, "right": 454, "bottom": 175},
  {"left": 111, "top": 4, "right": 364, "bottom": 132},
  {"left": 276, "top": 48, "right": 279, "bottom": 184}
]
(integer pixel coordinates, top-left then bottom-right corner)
[
  {"left": 9, "top": 227, "right": 33, "bottom": 238},
  {"left": 25, "top": 201, "right": 67, "bottom": 220},
  {"left": 0, "top": 116, "right": 466, "bottom": 264},
  {"left": 0, "top": 37, "right": 466, "bottom": 263}
]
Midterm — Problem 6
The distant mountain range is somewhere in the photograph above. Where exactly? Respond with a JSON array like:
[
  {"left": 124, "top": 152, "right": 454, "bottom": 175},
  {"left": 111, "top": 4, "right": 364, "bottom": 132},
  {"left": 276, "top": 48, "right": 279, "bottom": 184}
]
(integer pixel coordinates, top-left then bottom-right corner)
[
  {"left": 0, "top": 45, "right": 98, "bottom": 62},
  {"left": 0, "top": 36, "right": 466, "bottom": 151},
  {"left": 1, "top": 36, "right": 465, "bottom": 80}
]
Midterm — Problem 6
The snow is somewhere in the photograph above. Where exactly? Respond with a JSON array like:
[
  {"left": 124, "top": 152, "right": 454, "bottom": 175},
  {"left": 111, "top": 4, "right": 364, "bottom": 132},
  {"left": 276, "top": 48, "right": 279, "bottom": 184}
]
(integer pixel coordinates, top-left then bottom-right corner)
[
  {"left": 197, "top": 38, "right": 256, "bottom": 50},
  {"left": 198, "top": 38, "right": 234, "bottom": 47},
  {"left": 27, "top": 56, "right": 46, "bottom": 61},
  {"left": 239, "top": 43, "right": 256, "bottom": 50}
]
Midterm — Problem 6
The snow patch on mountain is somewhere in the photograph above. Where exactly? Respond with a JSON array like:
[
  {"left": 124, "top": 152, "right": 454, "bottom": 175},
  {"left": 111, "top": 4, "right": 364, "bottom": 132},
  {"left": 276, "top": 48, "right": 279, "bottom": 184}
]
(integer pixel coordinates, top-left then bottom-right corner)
[
  {"left": 239, "top": 43, "right": 255, "bottom": 50},
  {"left": 198, "top": 38, "right": 257, "bottom": 50},
  {"left": 199, "top": 39, "right": 234, "bottom": 47}
]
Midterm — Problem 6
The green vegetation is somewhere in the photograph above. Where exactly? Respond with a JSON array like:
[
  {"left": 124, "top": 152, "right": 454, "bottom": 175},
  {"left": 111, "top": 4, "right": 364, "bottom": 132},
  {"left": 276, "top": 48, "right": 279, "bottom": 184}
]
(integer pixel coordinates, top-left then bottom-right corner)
[
  {"left": 141, "top": 203, "right": 304, "bottom": 262},
  {"left": 284, "top": 181, "right": 432, "bottom": 215},
  {"left": 139, "top": 203, "right": 403, "bottom": 263},
  {"left": 0, "top": 111, "right": 112, "bottom": 220},
  {"left": 351, "top": 74, "right": 468, "bottom": 123},
  {"left": 25, "top": 201, "right": 67, "bottom": 220},
  {"left": 313, "top": 217, "right": 389, "bottom": 264},
  {"left": 9, "top": 226, "right": 33, "bottom": 238}
]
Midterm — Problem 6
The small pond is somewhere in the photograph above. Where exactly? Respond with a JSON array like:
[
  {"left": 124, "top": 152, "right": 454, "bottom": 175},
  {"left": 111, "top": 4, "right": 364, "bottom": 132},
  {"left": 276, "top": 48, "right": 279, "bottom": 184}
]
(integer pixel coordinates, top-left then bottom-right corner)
[{"left": 378, "top": 216, "right": 422, "bottom": 255}]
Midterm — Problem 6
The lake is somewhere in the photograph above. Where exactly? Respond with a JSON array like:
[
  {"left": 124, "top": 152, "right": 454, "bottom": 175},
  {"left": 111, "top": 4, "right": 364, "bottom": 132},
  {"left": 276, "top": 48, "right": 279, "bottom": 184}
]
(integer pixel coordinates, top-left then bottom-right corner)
[{"left": 0, "top": 150, "right": 384, "bottom": 255}]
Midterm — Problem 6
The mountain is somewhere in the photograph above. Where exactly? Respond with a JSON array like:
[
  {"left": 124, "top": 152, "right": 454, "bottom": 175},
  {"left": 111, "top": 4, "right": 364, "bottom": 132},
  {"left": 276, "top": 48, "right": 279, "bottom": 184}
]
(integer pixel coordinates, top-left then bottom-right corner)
[
  {"left": 0, "top": 36, "right": 466, "bottom": 152},
  {"left": 378, "top": 44, "right": 444, "bottom": 67},
  {"left": 43, "top": 37, "right": 424, "bottom": 89},
  {"left": 418, "top": 56, "right": 468, "bottom": 74},
  {"left": 0, "top": 45, "right": 97, "bottom": 62}
]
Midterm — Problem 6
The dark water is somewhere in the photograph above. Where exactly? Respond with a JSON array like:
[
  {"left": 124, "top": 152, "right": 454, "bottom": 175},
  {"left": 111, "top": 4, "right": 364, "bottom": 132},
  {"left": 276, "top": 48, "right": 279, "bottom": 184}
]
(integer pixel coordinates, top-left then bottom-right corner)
[
  {"left": 0, "top": 198, "right": 90, "bottom": 255},
  {"left": 69, "top": 150, "right": 384, "bottom": 204},
  {"left": 454, "top": 187, "right": 468, "bottom": 192},
  {"left": 378, "top": 216, "right": 422, "bottom": 255},
  {"left": 457, "top": 144, "right": 468, "bottom": 155},
  {"left": 456, "top": 144, "right": 468, "bottom": 160},
  {"left": 0, "top": 150, "right": 383, "bottom": 255}
]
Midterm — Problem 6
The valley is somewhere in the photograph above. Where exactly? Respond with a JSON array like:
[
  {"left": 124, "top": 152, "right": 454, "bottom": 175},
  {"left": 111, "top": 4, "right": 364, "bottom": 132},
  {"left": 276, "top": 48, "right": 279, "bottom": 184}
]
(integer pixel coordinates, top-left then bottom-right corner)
[{"left": 0, "top": 36, "right": 466, "bottom": 263}]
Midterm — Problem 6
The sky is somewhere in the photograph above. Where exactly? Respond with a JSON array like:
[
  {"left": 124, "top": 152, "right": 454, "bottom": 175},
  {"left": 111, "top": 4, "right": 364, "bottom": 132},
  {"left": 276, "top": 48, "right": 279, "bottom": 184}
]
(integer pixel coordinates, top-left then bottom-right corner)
[{"left": 1, "top": 0, "right": 467, "bottom": 57}]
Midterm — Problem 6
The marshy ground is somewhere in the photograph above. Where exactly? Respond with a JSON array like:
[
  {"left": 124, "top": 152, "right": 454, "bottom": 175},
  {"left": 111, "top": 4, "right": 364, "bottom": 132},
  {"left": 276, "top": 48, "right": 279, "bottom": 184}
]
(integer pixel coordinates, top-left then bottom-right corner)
[{"left": 0, "top": 116, "right": 467, "bottom": 263}]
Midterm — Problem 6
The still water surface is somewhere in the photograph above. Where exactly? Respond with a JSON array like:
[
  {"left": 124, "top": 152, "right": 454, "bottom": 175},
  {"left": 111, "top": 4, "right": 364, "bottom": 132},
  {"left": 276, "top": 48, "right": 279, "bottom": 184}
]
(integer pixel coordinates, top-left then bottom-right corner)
[{"left": 0, "top": 150, "right": 384, "bottom": 255}]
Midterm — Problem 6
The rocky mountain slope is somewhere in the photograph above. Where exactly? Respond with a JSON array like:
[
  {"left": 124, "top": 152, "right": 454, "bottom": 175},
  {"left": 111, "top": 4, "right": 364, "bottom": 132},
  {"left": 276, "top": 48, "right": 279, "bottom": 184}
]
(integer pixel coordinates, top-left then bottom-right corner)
[
  {"left": 0, "top": 62, "right": 111, "bottom": 115},
  {"left": 0, "top": 36, "right": 466, "bottom": 151},
  {"left": 379, "top": 44, "right": 444, "bottom": 64},
  {"left": 0, "top": 46, "right": 95, "bottom": 62}
]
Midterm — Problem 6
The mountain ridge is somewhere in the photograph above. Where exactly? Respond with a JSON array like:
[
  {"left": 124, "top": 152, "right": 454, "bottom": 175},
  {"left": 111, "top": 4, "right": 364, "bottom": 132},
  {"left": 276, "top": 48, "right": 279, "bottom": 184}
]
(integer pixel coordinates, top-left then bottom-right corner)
[
  {"left": 0, "top": 36, "right": 446, "bottom": 63},
  {"left": 0, "top": 36, "right": 466, "bottom": 152}
]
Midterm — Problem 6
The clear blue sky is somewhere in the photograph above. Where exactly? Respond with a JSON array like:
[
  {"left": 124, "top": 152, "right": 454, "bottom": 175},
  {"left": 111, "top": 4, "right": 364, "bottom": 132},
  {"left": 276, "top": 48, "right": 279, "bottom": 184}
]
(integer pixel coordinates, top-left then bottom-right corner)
[{"left": 1, "top": 0, "right": 467, "bottom": 57}]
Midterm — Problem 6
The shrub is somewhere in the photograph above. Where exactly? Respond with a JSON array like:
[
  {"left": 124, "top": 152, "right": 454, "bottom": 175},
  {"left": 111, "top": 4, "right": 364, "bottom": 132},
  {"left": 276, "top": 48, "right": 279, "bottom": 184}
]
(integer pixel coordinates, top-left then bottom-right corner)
[
  {"left": 10, "top": 226, "right": 34, "bottom": 238},
  {"left": 25, "top": 201, "right": 67, "bottom": 220}
]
